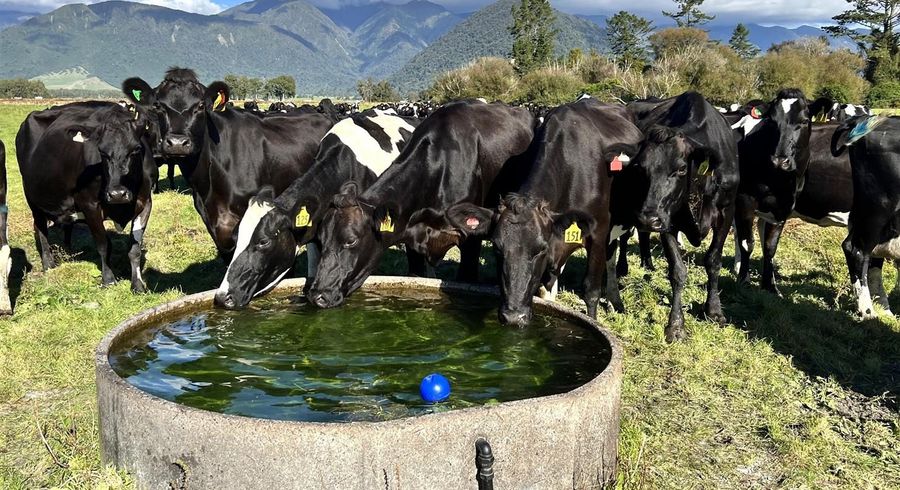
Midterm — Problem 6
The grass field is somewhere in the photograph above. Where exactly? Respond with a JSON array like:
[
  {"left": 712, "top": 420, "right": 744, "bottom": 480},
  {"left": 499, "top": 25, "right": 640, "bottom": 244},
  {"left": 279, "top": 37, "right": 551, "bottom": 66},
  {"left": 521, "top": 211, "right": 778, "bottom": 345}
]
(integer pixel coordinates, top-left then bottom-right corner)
[{"left": 0, "top": 104, "right": 898, "bottom": 489}]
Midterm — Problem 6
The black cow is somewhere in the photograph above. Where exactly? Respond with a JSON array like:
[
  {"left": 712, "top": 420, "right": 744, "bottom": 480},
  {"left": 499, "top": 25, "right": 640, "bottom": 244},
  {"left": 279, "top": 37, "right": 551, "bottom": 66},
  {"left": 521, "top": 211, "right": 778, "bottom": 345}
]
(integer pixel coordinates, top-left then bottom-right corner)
[
  {"left": 0, "top": 140, "right": 10, "bottom": 314},
  {"left": 213, "top": 113, "right": 420, "bottom": 309},
  {"left": 126, "top": 80, "right": 334, "bottom": 258},
  {"left": 733, "top": 90, "right": 831, "bottom": 294},
  {"left": 308, "top": 100, "right": 536, "bottom": 308},
  {"left": 833, "top": 116, "right": 900, "bottom": 318},
  {"left": 618, "top": 91, "right": 740, "bottom": 341},
  {"left": 16, "top": 102, "right": 158, "bottom": 292},
  {"left": 453, "top": 99, "right": 643, "bottom": 325}
]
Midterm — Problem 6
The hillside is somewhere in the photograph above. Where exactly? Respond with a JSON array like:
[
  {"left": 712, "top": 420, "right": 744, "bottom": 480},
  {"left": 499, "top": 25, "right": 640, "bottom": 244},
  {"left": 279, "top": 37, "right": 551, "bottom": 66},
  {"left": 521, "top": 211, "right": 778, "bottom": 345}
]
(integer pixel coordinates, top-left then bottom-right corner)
[
  {"left": 391, "top": 0, "right": 606, "bottom": 92},
  {"left": 0, "top": 0, "right": 462, "bottom": 95},
  {"left": 30, "top": 66, "right": 118, "bottom": 91}
]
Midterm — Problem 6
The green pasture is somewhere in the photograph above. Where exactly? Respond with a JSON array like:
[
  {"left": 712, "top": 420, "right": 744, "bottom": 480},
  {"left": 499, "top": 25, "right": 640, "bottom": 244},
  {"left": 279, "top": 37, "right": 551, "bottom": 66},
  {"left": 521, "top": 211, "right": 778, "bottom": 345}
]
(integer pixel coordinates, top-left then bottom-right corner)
[{"left": 0, "top": 104, "right": 898, "bottom": 488}]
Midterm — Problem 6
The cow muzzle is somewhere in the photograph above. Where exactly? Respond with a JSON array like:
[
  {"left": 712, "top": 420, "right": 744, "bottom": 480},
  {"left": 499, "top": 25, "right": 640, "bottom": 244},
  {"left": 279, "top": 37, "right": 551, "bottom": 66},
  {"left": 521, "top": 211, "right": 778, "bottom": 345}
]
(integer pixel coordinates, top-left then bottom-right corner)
[
  {"left": 106, "top": 187, "right": 132, "bottom": 204},
  {"left": 164, "top": 134, "right": 192, "bottom": 155},
  {"left": 499, "top": 306, "right": 532, "bottom": 327},
  {"left": 214, "top": 290, "right": 238, "bottom": 310},
  {"left": 311, "top": 290, "right": 344, "bottom": 309},
  {"left": 772, "top": 157, "right": 793, "bottom": 172}
]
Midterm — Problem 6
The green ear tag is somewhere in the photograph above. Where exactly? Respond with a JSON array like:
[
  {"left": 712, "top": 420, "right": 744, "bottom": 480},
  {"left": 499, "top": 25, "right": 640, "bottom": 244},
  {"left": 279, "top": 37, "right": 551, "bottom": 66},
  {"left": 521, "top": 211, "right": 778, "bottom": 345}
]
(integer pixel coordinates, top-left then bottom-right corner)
[
  {"left": 698, "top": 159, "right": 710, "bottom": 176},
  {"left": 132, "top": 89, "right": 142, "bottom": 102},
  {"left": 564, "top": 222, "right": 582, "bottom": 244},
  {"left": 295, "top": 207, "right": 311, "bottom": 228}
]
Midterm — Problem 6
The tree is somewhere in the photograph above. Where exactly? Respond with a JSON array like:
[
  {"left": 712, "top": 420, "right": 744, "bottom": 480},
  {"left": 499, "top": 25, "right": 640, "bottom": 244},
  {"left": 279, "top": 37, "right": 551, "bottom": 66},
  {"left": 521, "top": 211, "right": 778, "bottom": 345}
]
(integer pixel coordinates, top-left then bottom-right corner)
[
  {"left": 223, "top": 75, "right": 264, "bottom": 100},
  {"left": 650, "top": 27, "right": 710, "bottom": 58},
  {"left": 357, "top": 78, "right": 399, "bottom": 101},
  {"left": 509, "top": 0, "right": 557, "bottom": 73},
  {"left": 729, "top": 23, "right": 760, "bottom": 59},
  {"left": 823, "top": 0, "right": 900, "bottom": 82},
  {"left": 606, "top": 11, "right": 654, "bottom": 68},
  {"left": 663, "top": 0, "right": 715, "bottom": 28},
  {"left": 264, "top": 75, "right": 296, "bottom": 100}
]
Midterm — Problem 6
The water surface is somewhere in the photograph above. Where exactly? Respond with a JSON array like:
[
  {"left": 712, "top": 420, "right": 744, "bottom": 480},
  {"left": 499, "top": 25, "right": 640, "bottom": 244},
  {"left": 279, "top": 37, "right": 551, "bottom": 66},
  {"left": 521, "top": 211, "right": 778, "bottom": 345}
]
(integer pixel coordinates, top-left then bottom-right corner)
[{"left": 110, "top": 290, "right": 610, "bottom": 422}]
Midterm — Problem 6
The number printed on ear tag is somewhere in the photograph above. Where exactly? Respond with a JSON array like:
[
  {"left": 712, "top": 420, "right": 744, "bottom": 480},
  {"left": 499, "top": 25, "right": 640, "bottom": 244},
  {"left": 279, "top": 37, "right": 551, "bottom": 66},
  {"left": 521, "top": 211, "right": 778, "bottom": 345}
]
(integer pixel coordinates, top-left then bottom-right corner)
[
  {"left": 564, "top": 222, "right": 582, "bottom": 244},
  {"left": 295, "top": 206, "right": 311, "bottom": 228},
  {"left": 380, "top": 213, "right": 395, "bottom": 233},
  {"left": 698, "top": 158, "right": 711, "bottom": 176}
]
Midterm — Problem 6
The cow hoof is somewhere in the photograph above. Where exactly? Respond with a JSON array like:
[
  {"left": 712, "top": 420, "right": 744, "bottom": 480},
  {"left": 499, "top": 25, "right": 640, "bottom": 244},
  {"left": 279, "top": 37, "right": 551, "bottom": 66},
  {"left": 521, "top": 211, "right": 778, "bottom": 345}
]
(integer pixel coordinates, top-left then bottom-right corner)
[
  {"left": 858, "top": 309, "right": 877, "bottom": 320},
  {"left": 615, "top": 264, "right": 628, "bottom": 278},
  {"left": 131, "top": 282, "right": 147, "bottom": 294},
  {"left": 763, "top": 285, "right": 783, "bottom": 298},
  {"left": 706, "top": 309, "right": 727, "bottom": 324},
  {"left": 664, "top": 325, "right": 689, "bottom": 343}
]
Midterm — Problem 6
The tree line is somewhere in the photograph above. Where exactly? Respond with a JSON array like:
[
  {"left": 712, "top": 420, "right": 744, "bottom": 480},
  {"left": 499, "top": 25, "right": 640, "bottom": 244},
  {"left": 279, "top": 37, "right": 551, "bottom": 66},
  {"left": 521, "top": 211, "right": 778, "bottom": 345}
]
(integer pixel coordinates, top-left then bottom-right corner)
[
  {"left": 222, "top": 75, "right": 297, "bottom": 100},
  {"left": 0, "top": 79, "right": 51, "bottom": 99}
]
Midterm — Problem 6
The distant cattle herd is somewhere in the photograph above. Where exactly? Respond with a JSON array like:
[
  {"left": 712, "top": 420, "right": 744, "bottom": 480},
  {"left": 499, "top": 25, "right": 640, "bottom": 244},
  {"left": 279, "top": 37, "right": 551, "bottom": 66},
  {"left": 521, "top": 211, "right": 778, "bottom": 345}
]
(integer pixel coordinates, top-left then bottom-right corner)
[{"left": 2, "top": 67, "right": 898, "bottom": 341}]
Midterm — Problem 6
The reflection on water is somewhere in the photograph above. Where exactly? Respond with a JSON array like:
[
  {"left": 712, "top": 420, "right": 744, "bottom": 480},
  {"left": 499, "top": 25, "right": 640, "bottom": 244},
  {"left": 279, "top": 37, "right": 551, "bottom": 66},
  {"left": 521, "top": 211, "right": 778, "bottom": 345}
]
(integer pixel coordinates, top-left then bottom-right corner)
[{"left": 109, "top": 291, "right": 610, "bottom": 422}]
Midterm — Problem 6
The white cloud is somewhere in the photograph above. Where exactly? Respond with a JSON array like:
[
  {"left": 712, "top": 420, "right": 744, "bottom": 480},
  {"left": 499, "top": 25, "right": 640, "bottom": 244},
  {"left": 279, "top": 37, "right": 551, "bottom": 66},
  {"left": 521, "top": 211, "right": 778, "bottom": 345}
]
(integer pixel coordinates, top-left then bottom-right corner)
[{"left": 0, "top": 0, "right": 224, "bottom": 15}]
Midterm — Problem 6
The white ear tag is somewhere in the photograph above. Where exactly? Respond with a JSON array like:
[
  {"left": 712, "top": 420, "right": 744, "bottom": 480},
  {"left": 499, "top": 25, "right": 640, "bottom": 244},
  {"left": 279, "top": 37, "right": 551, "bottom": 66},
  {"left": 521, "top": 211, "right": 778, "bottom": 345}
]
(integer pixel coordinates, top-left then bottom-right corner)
[{"left": 73, "top": 132, "right": 86, "bottom": 143}]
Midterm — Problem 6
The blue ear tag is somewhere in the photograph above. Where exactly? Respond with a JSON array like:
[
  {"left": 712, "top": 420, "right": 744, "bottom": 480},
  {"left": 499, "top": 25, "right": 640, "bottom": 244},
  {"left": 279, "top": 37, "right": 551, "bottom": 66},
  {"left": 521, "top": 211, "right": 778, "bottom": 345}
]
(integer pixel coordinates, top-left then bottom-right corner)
[
  {"left": 132, "top": 89, "right": 142, "bottom": 102},
  {"left": 846, "top": 115, "right": 887, "bottom": 146}
]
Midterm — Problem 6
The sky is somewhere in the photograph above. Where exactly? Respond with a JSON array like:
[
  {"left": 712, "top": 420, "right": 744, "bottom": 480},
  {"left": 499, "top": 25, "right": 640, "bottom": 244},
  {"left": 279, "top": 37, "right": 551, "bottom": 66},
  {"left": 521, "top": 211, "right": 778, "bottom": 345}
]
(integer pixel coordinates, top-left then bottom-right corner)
[{"left": 0, "top": 0, "right": 852, "bottom": 26}]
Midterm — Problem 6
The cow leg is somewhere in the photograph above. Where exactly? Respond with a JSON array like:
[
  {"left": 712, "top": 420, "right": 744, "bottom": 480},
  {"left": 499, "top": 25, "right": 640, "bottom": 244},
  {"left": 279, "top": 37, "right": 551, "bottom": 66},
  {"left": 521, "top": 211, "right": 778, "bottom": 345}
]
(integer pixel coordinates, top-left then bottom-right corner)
[
  {"left": 760, "top": 222, "right": 786, "bottom": 296},
  {"left": 0, "top": 207, "right": 11, "bottom": 315},
  {"left": 127, "top": 203, "right": 152, "bottom": 293},
  {"left": 32, "top": 210, "right": 56, "bottom": 271},
  {"left": 83, "top": 206, "right": 115, "bottom": 286},
  {"left": 733, "top": 216, "right": 755, "bottom": 284},
  {"left": 602, "top": 239, "right": 625, "bottom": 313},
  {"left": 539, "top": 262, "right": 566, "bottom": 301},
  {"left": 638, "top": 231, "right": 654, "bottom": 271},
  {"left": 615, "top": 230, "right": 630, "bottom": 277},
  {"left": 867, "top": 257, "right": 890, "bottom": 313},
  {"left": 456, "top": 238, "right": 481, "bottom": 283},
  {"left": 167, "top": 163, "right": 176, "bottom": 190},
  {"left": 843, "top": 234, "right": 875, "bottom": 319},
  {"left": 62, "top": 223, "right": 74, "bottom": 252},
  {"left": 661, "top": 232, "right": 688, "bottom": 342},
  {"left": 583, "top": 235, "right": 609, "bottom": 319},
  {"left": 704, "top": 204, "right": 734, "bottom": 324},
  {"left": 405, "top": 247, "right": 428, "bottom": 277}
]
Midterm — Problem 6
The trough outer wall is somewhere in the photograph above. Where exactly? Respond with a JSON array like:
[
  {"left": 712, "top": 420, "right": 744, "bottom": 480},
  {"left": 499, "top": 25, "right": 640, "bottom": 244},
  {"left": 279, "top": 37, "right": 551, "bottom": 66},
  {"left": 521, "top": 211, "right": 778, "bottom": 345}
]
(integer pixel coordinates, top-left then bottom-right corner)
[{"left": 96, "top": 277, "right": 623, "bottom": 489}]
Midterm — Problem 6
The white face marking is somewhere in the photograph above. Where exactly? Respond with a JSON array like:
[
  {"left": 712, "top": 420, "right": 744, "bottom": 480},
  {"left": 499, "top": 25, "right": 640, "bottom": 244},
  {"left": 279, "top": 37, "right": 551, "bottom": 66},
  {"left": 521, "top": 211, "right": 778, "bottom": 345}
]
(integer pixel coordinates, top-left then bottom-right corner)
[
  {"left": 72, "top": 131, "right": 86, "bottom": 143},
  {"left": 740, "top": 239, "right": 749, "bottom": 252},
  {"left": 780, "top": 98, "right": 798, "bottom": 113},
  {"left": 476, "top": 97, "right": 487, "bottom": 103},
  {"left": 253, "top": 267, "right": 292, "bottom": 298},
  {"left": 608, "top": 225, "right": 629, "bottom": 244},
  {"left": 374, "top": 108, "right": 397, "bottom": 116},
  {"left": 731, "top": 114, "right": 763, "bottom": 135},
  {"left": 844, "top": 105, "right": 856, "bottom": 117},
  {"left": 132, "top": 215, "right": 144, "bottom": 232},
  {"left": 217, "top": 199, "right": 275, "bottom": 295},
  {"left": 329, "top": 115, "right": 416, "bottom": 177},
  {"left": 792, "top": 211, "right": 849, "bottom": 227},
  {"left": 577, "top": 93, "right": 591, "bottom": 101},
  {"left": 730, "top": 103, "right": 740, "bottom": 112}
]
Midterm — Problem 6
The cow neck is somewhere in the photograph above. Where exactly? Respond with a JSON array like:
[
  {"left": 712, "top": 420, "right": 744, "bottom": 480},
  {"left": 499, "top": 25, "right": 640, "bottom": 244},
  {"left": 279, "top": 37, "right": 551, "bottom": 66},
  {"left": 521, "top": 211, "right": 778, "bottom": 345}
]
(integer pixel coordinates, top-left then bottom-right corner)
[
  {"left": 516, "top": 155, "right": 569, "bottom": 210},
  {"left": 182, "top": 111, "right": 228, "bottom": 202}
]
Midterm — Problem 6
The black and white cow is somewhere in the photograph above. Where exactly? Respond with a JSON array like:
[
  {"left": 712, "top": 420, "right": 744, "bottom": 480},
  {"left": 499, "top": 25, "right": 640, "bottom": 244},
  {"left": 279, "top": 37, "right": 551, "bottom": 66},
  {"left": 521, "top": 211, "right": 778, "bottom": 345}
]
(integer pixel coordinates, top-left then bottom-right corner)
[
  {"left": 125, "top": 80, "right": 335, "bottom": 258},
  {"left": 452, "top": 98, "right": 643, "bottom": 325},
  {"left": 16, "top": 102, "right": 158, "bottom": 292},
  {"left": 733, "top": 89, "right": 831, "bottom": 294},
  {"left": 827, "top": 103, "right": 871, "bottom": 122},
  {"left": 0, "top": 139, "right": 11, "bottom": 314},
  {"left": 308, "top": 99, "right": 536, "bottom": 308},
  {"left": 213, "top": 113, "right": 420, "bottom": 309},
  {"left": 617, "top": 91, "right": 740, "bottom": 341},
  {"left": 833, "top": 116, "right": 900, "bottom": 318}
]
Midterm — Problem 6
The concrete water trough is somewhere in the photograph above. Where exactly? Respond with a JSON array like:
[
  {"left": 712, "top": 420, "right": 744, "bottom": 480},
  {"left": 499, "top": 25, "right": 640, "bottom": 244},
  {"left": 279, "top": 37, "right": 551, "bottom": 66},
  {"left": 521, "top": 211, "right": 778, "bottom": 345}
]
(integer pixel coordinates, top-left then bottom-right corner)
[{"left": 95, "top": 276, "right": 623, "bottom": 489}]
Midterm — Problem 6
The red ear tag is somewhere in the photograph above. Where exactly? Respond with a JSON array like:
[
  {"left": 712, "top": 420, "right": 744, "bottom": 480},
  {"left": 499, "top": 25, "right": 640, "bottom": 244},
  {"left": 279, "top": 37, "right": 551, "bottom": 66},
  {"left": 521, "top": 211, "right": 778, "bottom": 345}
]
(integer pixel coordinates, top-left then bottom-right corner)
[
  {"left": 610, "top": 156, "right": 623, "bottom": 172},
  {"left": 465, "top": 217, "right": 480, "bottom": 229}
]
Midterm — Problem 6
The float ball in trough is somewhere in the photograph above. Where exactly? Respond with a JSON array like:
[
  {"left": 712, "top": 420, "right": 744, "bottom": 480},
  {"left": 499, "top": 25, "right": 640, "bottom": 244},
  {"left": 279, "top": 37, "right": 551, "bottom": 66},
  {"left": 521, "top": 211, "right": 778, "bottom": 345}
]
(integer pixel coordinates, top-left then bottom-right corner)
[{"left": 420, "top": 373, "right": 451, "bottom": 403}]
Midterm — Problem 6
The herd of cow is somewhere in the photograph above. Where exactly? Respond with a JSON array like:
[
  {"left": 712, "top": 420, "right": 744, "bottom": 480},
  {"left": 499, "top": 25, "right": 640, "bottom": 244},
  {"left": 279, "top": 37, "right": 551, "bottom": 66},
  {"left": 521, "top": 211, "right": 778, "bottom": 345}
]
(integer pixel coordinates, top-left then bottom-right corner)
[{"left": 2, "top": 67, "right": 898, "bottom": 343}]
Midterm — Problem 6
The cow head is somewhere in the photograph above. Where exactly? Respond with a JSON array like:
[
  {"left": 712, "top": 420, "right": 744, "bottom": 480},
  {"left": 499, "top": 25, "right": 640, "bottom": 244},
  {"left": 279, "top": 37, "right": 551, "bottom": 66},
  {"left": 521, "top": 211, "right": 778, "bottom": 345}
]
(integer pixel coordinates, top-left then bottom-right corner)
[
  {"left": 459, "top": 196, "right": 589, "bottom": 326},
  {"left": 632, "top": 126, "right": 712, "bottom": 233},
  {"left": 214, "top": 187, "right": 300, "bottom": 309},
  {"left": 68, "top": 106, "right": 153, "bottom": 204},
  {"left": 308, "top": 182, "right": 385, "bottom": 308},
  {"left": 123, "top": 69, "right": 227, "bottom": 157},
  {"left": 760, "top": 89, "right": 819, "bottom": 172}
]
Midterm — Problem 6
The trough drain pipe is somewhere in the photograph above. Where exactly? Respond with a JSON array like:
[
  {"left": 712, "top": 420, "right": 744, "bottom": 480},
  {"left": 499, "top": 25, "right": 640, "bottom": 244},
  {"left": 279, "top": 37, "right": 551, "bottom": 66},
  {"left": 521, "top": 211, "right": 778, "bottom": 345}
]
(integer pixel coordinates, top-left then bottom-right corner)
[{"left": 475, "top": 438, "right": 494, "bottom": 490}]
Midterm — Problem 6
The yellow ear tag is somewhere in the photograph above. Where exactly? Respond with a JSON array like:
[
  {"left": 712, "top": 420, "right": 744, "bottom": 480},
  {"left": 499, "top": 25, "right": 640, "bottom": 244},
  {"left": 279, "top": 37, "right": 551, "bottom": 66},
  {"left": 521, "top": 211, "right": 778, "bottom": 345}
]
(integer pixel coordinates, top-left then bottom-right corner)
[
  {"left": 295, "top": 206, "right": 311, "bottom": 228},
  {"left": 380, "top": 213, "right": 395, "bottom": 233},
  {"left": 214, "top": 91, "right": 226, "bottom": 111},
  {"left": 698, "top": 158, "right": 710, "bottom": 176},
  {"left": 564, "top": 222, "right": 582, "bottom": 244}
]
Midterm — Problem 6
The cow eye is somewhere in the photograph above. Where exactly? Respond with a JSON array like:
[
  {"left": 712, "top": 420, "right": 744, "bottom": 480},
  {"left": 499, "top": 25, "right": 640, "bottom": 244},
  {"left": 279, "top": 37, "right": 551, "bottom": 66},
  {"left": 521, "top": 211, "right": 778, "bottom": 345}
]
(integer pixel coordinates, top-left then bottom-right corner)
[
  {"left": 344, "top": 238, "right": 359, "bottom": 249},
  {"left": 675, "top": 167, "right": 688, "bottom": 177},
  {"left": 257, "top": 238, "right": 271, "bottom": 248},
  {"left": 196, "top": 102, "right": 205, "bottom": 111}
]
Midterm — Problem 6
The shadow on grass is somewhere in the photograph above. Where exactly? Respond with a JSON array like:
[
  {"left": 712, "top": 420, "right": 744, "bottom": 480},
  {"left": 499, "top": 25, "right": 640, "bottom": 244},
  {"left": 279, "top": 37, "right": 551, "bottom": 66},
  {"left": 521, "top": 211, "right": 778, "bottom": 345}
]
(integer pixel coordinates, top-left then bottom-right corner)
[
  {"left": 8, "top": 247, "right": 32, "bottom": 311},
  {"left": 154, "top": 167, "right": 191, "bottom": 194}
]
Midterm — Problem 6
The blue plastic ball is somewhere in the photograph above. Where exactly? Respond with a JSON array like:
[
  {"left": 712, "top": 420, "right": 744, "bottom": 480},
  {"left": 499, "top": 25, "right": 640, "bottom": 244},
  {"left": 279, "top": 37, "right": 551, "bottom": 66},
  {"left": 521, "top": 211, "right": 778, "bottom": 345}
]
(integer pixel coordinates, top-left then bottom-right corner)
[{"left": 420, "top": 373, "right": 451, "bottom": 403}]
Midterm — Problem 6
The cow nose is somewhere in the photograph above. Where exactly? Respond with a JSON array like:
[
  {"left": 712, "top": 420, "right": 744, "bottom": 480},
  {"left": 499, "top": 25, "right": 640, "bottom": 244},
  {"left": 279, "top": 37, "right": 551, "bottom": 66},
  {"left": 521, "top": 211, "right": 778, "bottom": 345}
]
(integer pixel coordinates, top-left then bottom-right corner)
[
  {"left": 165, "top": 135, "right": 191, "bottom": 153},
  {"left": 312, "top": 291, "right": 343, "bottom": 309},
  {"left": 499, "top": 307, "right": 531, "bottom": 327},
  {"left": 643, "top": 216, "right": 664, "bottom": 232},
  {"left": 772, "top": 157, "right": 792, "bottom": 171},
  {"left": 106, "top": 188, "right": 131, "bottom": 204},
  {"left": 214, "top": 291, "right": 236, "bottom": 309}
]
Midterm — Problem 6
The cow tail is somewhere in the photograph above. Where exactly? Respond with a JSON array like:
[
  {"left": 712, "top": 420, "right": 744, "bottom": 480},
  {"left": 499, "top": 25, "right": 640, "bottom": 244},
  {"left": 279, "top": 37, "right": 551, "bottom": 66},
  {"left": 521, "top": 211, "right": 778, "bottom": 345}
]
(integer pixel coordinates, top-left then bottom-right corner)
[{"left": 0, "top": 142, "right": 11, "bottom": 314}]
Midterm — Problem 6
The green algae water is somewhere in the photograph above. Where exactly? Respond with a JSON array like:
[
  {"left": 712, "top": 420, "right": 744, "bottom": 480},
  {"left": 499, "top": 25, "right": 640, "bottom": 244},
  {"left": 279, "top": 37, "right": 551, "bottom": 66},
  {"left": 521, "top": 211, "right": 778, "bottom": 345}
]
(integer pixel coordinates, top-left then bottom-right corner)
[{"left": 109, "top": 290, "right": 610, "bottom": 423}]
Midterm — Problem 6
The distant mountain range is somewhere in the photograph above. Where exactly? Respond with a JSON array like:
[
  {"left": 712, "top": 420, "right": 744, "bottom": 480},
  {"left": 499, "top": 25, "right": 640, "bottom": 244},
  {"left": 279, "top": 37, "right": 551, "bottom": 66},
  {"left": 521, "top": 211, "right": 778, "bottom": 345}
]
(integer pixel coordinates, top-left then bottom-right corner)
[{"left": 0, "top": 0, "right": 858, "bottom": 96}]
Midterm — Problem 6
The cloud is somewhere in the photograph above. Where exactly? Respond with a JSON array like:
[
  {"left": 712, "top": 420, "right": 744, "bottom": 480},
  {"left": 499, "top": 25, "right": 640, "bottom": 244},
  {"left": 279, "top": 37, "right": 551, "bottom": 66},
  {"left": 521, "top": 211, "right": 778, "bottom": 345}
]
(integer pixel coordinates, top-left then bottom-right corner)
[{"left": 0, "top": 0, "right": 225, "bottom": 15}]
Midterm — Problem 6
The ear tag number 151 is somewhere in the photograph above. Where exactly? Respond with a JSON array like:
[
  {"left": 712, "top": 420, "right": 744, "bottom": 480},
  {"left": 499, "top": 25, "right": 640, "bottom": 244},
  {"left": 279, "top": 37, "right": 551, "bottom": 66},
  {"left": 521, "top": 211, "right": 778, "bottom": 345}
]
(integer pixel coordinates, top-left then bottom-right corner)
[{"left": 564, "top": 222, "right": 582, "bottom": 244}]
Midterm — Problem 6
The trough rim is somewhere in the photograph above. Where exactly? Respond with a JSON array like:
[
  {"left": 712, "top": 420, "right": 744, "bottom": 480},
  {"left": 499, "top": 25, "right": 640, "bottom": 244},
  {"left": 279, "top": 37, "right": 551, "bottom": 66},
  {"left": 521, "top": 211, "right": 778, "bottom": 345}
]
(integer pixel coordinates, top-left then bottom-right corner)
[{"left": 95, "top": 275, "right": 623, "bottom": 430}]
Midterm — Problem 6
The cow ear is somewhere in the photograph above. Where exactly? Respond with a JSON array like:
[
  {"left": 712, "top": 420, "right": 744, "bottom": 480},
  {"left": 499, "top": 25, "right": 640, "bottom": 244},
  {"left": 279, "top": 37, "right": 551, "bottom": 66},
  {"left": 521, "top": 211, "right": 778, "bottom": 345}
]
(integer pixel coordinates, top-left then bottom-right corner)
[
  {"left": 67, "top": 127, "right": 102, "bottom": 166},
  {"left": 255, "top": 185, "right": 276, "bottom": 203},
  {"left": 445, "top": 203, "right": 496, "bottom": 236},
  {"left": 122, "top": 77, "right": 155, "bottom": 106},
  {"left": 204, "top": 81, "right": 230, "bottom": 112}
]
